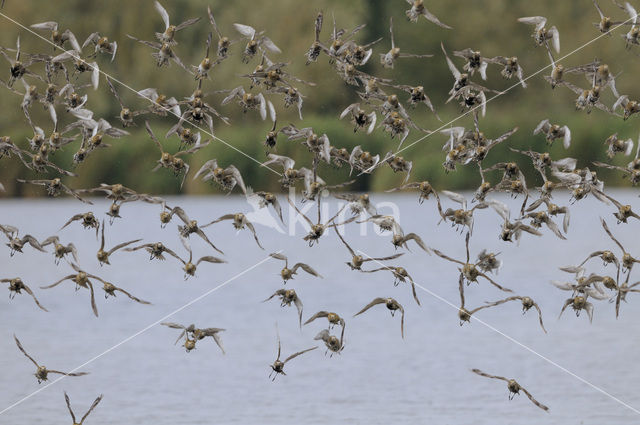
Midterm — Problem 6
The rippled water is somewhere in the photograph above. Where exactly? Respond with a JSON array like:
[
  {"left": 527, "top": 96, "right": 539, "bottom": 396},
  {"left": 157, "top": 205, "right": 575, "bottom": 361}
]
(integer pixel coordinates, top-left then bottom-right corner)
[{"left": 1, "top": 192, "right": 639, "bottom": 424}]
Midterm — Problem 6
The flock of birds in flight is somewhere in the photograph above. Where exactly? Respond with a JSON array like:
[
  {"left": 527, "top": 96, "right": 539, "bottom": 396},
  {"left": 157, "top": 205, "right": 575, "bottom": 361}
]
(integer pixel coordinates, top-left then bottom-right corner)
[{"left": 2, "top": 0, "right": 640, "bottom": 418}]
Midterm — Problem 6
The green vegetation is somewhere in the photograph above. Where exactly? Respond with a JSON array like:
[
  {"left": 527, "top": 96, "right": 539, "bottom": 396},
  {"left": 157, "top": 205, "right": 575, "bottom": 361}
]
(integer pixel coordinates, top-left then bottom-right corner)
[{"left": 0, "top": 0, "right": 637, "bottom": 197}]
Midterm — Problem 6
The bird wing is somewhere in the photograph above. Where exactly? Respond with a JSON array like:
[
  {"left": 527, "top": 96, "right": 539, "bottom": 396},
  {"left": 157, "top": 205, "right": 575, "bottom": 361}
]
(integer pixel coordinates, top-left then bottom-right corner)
[
  {"left": 211, "top": 332, "right": 226, "bottom": 355},
  {"left": 262, "top": 290, "right": 284, "bottom": 303},
  {"left": 108, "top": 239, "right": 142, "bottom": 256},
  {"left": 517, "top": 16, "right": 547, "bottom": 30},
  {"left": 479, "top": 272, "right": 513, "bottom": 293},
  {"left": 441, "top": 43, "right": 461, "bottom": 79},
  {"left": 287, "top": 196, "right": 314, "bottom": 227},
  {"left": 260, "top": 36, "right": 282, "bottom": 54},
  {"left": 421, "top": 6, "right": 452, "bottom": 29},
  {"left": 176, "top": 17, "right": 202, "bottom": 32},
  {"left": 21, "top": 284, "right": 48, "bottom": 312},
  {"left": 14, "top": 335, "right": 39, "bottom": 367},
  {"left": 441, "top": 190, "right": 467, "bottom": 208},
  {"left": 314, "top": 329, "right": 329, "bottom": 342},
  {"left": 409, "top": 276, "right": 421, "bottom": 306},
  {"left": 432, "top": 249, "right": 464, "bottom": 265},
  {"left": 201, "top": 214, "right": 234, "bottom": 228},
  {"left": 88, "top": 282, "right": 99, "bottom": 317},
  {"left": 294, "top": 296, "right": 304, "bottom": 328},
  {"left": 22, "top": 235, "right": 46, "bottom": 252},
  {"left": 62, "top": 184, "right": 93, "bottom": 205},
  {"left": 270, "top": 196, "right": 284, "bottom": 223},
  {"left": 544, "top": 218, "right": 566, "bottom": 240},
  {"left": 334, "top": 227, "right": 356, "bottom": 257},
  {"left": 145, "top": 120, "right": 164, "bottom": 153},
  {"left": 458, "top": 273, "right": 466, "bottom": 308},
  {"left": 399, "top": 305, "right": 405, "bottom": 339},
  {"left": 520, "top": 386, "right": 550, "bottom": 411},
  {"left": 233, "top": 23, "right": 256, "bottom": 39},
  {"left": 47, "top": 369, "right": 86, "bottom": 376},
  {"left": 115, "top": 287, "right": 151, "bottom": 305},
  {"left": 593, "top": 0, "right": 605, "bottom": 19},
  {"left": 269, "top": 252, "right": 288, "bottom": 262},
  {"left": 196, "top": 256, "right": 227, "bottom": 265},
  {"left": 154, "top": 0, "right": 170, "bottom": 29},
  {"left": 284, "top": 346, "right": 317, "bottom": 364},
  {"left": 161, "top": 322, "right": 186, "bottom": 330},
  {"left": 369, "top": 252, "right": 404, "bottom": 262},
  {"left": 207, "top": 6, "right": 222, "bottom": 38},
  {"left": 63, "top": 392, "right": 78, "bottom": 423},
  {"left": 402, "top": 233, "right": 430, "bottom": 253},
  {"left": 227, "top": 165, "right": 247, "bottom": 194},
  {"left": 41, "top": 235, "right": 59, "bottom": 246},
  {"left": 482, "top": 296, "right": 520, "bottom": 308},
  {"left": 41, "top": 274, "right": 75, "bottom": 289},
  {"left": 105, "top": 76, "right": 124, "bottom": 108},
  {"left": 601, "top": 218, "right": 625, "bottom": 252},
  {"left": 59, "top": 214, "right": 84, "bottom": 230},
  {"left": 471, "top": 368, "right": 508, "bottom": 381},
  {"left": 360, "top": 267, "right": 390, "bottom": 273},
  {"left": 195, "top": 228, "right": 224, "bottom": 255},
  {"left": 292, "top": 262, "right": 322, "bottom": 278},
  {"left": 531, "top": 302, "right": 547, "bottom": 333},
  {"left": 354, "top": 297, "right": 386, "bottom": 316},
  {"left": 80, "top": 394, "right": 104, "bottom": 424},
  {"left": 304, "top": 311, "right": 329, "bottom": 325}
]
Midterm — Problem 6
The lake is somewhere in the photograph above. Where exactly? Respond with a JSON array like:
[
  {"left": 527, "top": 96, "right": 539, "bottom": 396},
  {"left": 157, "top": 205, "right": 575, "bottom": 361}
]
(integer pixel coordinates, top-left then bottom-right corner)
[{"left": 0, "top": 191, "right": 639, "bottom": 424}]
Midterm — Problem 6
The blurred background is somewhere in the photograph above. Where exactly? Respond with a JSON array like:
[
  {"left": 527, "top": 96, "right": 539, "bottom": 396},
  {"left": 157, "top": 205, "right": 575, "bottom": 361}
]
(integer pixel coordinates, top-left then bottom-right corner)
[{"left": 0, "top": 0, "right": 638, "bottom": 197}]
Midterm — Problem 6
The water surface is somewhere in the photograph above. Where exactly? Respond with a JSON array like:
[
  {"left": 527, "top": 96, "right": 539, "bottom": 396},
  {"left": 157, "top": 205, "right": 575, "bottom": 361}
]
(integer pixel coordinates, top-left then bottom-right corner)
[{"left": 0, "top": 192, "right": 639, "bottom": 424}]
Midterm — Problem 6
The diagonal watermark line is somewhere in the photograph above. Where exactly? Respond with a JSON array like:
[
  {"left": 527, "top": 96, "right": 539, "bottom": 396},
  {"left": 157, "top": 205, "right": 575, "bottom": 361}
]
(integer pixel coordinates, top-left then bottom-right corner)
[
  {"left": 0, "top": 252, "right": 279, "bottom": 416},
  {"left": 0, "top": 11, "right": 282, "bottom": 177},
  {"left": 358, "top": 250, "right": 640, "bottom": 415},
  {"left": 362, "top": 17, "right": 635, "bottom": 175}
]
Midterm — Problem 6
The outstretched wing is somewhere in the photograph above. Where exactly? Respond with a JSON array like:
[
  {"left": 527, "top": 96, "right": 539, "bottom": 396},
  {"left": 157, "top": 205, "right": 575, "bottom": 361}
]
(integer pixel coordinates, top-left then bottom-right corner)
[
  {"left": 211, "top": 332, "right": 226, "bottom": 355},
  {"left": 244, "top": 221, "right": 264, "bottom": 250},
  {"left": 41, "top": 274, "right": 75, "bottom": 289},
  {"left": 520, "top": 386, "right": 550, "bottom": 411},
  {"left": 293, "top": 296, "right": 304, "bottom": 328},
  {"left": 334, "top": 227, "right": 356, "bottom": 257},
  {"left": 108, "top": 238, "right": 142, "bottom": 256},
  {"left": 471, "top": 368, "right": 508, "bottom": 382},
  {"left": 284, "top": 346, "right": 317, "bottom": 364},
  {"left": 161, "top": 322, "right": 186, "bottom": 330},
  {"left": 196, "top": 256, "right": 227, "bottom": 265},
  {"left": 154, "top": 0, "right": 170, "bottom": 29},
  {"left": 479, "top": 272, "right": 513, "bottom": 293},
  {"left": 354, "top": 297, "right": 386, "bottom": 316},
  {"left": 432, "top": 249, "right": 464, "bottom": 265},
  {"left": 59, "top": 214, "right": 84, "bottom": 230},
  {"left": 482, "top": 296, "right": 521, "bottom": 308},
  {"left": 21, "top": 284, "right": 48, "bottom": 312},
  {"left": 441, "top": 43, "right": 461, "bottom": 80},
  {"left": 88, "top": 282, "right": 99, "bottom": 317},
  {"left": 303, "top": 311, "right": 329, "bottom": 325},
  {"left": 81, "top": 394, "right": 104, "bottom": 423},
  {"left": 64, "top": 392, "right": 77, "bottom": 423},
  {"left": 14, "top": 335, "right": 39, "bottom": 367},
  {"left": 115, "top": 287, "right": 151, "bottom": 305},
  {"left": 368, "top": 252, "right": 404, "bottom": 262},
  {"left": 601, "top": 218, "right": 625, "bottom": 253},
  {"left": 292, "top": 262, "right": 322, "bottom": 278},
  {"left": 48, "top": 370, "right": 89, "bottom": 377},
  {"left": 531, "top": 302, "right": 547, "bottom": 334}
]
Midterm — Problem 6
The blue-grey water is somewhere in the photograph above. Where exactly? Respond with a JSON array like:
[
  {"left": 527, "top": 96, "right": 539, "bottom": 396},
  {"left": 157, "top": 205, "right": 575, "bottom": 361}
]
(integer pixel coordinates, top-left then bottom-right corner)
[{"left": 0, "top": 192, "right": 639, "bottom": 424}]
